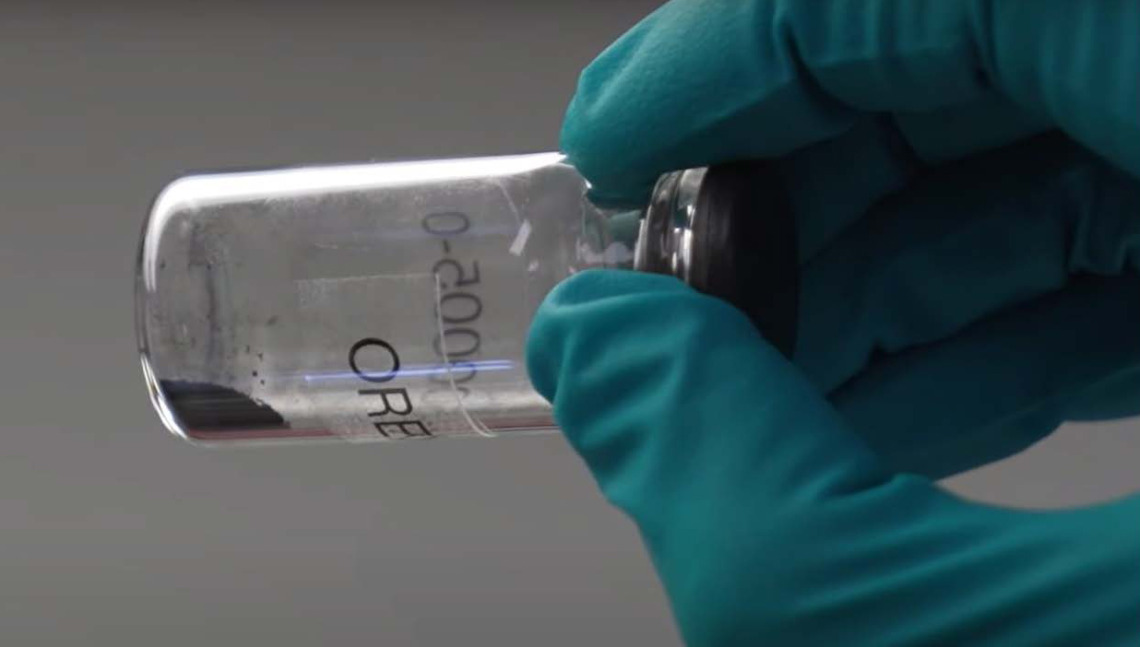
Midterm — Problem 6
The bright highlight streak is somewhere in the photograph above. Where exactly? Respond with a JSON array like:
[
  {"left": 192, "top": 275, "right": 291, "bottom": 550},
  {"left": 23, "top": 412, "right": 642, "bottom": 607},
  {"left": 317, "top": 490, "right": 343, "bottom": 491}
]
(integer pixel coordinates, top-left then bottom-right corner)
[{"left": 301, "top": 359, "right": 515, "bottom": 382}]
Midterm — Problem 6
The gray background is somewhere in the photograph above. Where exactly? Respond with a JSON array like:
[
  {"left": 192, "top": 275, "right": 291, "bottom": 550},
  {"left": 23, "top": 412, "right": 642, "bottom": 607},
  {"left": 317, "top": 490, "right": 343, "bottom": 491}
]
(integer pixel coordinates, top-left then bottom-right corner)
[{"left": 0, "top": 2, "right": 1135, "bottom": 645}]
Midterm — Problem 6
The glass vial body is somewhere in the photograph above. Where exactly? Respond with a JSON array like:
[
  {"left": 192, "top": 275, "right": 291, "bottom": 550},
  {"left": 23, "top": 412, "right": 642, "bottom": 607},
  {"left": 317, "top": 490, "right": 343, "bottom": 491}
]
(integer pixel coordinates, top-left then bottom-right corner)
[
  {"left": 138, "top": 154, "right": 643, "bottom": 444},
  {"left": 136, "top": 153, "right": 795, "bottom": 446}
]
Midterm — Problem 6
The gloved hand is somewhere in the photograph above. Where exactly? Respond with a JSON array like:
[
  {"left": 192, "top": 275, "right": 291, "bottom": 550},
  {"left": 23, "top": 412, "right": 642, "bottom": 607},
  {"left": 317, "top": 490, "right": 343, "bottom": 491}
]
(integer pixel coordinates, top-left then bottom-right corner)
[{"left": 527, "top": 1, "right": 1140, "bottom": 645}]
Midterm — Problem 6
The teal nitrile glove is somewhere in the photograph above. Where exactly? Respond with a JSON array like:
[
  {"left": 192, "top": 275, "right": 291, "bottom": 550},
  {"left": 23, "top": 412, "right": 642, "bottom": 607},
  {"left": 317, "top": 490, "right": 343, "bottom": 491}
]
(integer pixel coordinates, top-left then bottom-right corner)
[{"left": 529, "top": 1, "right": 1140, "bottom": 645}]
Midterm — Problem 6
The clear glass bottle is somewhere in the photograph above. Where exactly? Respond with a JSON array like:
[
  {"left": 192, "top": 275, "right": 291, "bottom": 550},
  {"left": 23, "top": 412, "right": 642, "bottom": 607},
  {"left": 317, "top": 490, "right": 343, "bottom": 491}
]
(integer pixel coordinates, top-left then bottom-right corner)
[{"left": 136, "top": 153, "right": 796, "bottom": 445}]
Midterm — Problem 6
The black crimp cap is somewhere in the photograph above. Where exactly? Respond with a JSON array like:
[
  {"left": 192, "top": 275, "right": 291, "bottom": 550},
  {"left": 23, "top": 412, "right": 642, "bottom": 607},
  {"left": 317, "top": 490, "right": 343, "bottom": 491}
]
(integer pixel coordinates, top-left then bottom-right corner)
[{"left": 689, "top": 160, "right": 799, "bottom": 358}]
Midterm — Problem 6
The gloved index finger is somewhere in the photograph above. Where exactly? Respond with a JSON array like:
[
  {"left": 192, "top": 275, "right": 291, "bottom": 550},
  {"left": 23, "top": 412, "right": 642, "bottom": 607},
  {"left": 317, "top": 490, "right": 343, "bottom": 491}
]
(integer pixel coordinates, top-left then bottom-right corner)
[{"left": 562, "top": 0, "right": 1140, "bottom": 205}]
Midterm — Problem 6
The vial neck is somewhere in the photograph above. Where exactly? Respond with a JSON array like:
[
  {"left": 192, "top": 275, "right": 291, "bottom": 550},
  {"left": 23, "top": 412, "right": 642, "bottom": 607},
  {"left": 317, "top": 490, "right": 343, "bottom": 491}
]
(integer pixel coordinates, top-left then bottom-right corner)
[{"left": 632, "top": 168, "right": 706, "bottom": 283}]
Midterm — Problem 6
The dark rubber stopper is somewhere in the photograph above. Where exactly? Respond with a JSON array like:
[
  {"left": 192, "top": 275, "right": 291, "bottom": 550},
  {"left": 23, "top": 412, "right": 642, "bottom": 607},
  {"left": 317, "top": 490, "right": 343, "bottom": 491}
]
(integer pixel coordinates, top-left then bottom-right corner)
[{"left": 689, "top": 160, "right": 799, "bottom": 358}]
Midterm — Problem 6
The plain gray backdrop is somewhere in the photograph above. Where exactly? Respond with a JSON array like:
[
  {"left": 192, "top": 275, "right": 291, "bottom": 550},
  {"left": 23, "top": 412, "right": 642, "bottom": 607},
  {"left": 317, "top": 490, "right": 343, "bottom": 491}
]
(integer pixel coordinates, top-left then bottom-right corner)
[{"left": 1, "top": 2, "right": 1136, "bottom": 645}]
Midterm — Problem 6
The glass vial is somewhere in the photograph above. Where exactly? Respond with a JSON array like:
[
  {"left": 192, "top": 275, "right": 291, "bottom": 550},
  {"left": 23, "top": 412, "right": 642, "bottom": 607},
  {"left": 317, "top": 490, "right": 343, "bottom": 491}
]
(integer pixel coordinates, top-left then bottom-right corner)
[{"left": 136, "top": 153, "right": 796, "bottom": 445}]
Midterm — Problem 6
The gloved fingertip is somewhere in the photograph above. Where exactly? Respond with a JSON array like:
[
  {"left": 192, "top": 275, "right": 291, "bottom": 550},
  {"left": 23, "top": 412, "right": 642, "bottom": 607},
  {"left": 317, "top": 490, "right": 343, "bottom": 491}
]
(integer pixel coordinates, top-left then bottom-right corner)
[
  {"left": 546, "top": 268, "right": 687, "bottom": 308},
  {"left": 525, "top": 270, "right": 689, "bottom": 401},
  {"left": 561, "top": 93, "right": 659, "bottom": 207},
  {"left": 583, "top": 185, "right": 655, "bottom": 211}
]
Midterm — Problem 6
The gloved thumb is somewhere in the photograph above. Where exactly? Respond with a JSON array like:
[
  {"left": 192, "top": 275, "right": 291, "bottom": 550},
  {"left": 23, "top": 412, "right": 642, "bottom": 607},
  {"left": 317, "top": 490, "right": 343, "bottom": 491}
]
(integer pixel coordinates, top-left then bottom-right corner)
[{"left": 525, "top": 269, "right": 889, "bottom": 527}]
